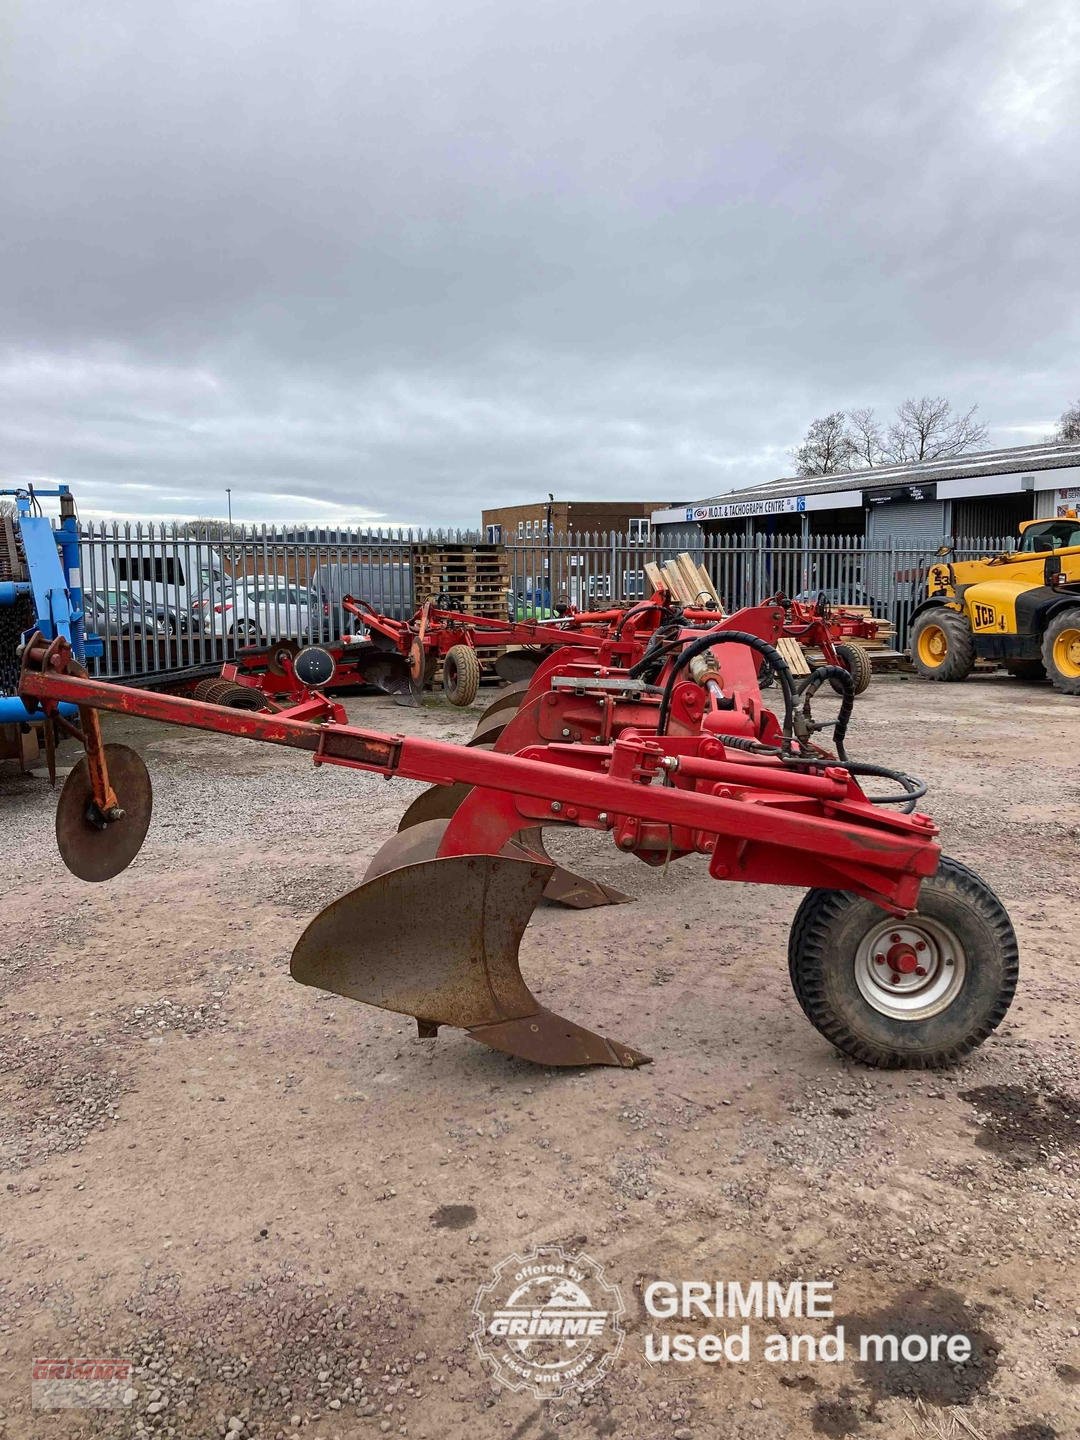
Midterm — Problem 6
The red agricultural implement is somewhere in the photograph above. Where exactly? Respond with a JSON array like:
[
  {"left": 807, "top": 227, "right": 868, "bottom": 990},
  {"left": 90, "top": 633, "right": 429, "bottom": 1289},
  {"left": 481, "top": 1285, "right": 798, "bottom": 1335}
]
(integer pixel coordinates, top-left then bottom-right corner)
[
  {"left": 16, "top": 606, "right": 1018, "bottom": 1072},
  {"left": 195, "top": 593, "right": 692, "bottom": 712},
  {"left": 765, "top": 592, "right": 884, "bottom": 695}
]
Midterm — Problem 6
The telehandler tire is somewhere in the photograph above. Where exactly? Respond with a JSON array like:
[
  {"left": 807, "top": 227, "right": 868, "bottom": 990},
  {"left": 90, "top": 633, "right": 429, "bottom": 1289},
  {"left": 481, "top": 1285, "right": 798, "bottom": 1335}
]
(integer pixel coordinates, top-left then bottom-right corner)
[
  {"left": 443, "top": 644, "right": 481, "bottom": 706},
  {"left": 830, "top": 641, "right": 873, "bottom": 696},
  {"left": 910, "top": 608, "right": 975, "bottom": 682},
  {"left": 1041, "top": 606, "right": 1080, "bottom": 695},
  {"left": 787, "top": 856, "right": 1018, "bottom": 1068}
]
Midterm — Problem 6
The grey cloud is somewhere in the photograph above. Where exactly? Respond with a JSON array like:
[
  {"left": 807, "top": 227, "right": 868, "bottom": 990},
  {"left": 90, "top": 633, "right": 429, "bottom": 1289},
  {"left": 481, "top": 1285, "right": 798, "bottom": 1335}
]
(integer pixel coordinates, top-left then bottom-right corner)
[{"left": 1, "top": 0, "right": 1078, "bottom": 524}]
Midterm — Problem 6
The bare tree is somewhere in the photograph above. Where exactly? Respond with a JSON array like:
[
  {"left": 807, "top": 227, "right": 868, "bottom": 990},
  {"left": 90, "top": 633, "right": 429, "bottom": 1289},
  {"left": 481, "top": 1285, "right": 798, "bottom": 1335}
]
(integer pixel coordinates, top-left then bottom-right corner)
[
  {"left": 176, "top": 517, "right": 246, "bottom": 539},
  {"left": 846, "top": 407, "right": 885, "bottom": 468},
  {"left": 1053, "top": 399, "right": 1080, "bottom": 443},
  {"left": 884, "top": 396, "right": 987, "bottom": 464},
  {"left": 0, "top": 497, "right": 15, "bottom": 519},
  {"left": 793, "top": 412, "right": 857, "bottom": 476}
]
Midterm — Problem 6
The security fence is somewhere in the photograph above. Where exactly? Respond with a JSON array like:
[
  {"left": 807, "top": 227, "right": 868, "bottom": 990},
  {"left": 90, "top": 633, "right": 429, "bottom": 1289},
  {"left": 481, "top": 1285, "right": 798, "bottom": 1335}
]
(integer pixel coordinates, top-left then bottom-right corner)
[
  {"left": 77, "top": 522, "right": 435, "bottom": 680},
  {"left": 75, "top": 520, "right": 1009, "bottom": 680},
  {"left": 504, "top": 529, "right": 1009, "bottom": 647}
]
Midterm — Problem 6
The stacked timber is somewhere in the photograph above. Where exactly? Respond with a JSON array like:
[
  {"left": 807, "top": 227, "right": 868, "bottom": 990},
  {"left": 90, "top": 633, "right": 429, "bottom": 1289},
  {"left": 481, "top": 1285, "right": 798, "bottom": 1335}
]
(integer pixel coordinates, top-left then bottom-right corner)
[
  {"left": 412, "top": 542, "right": 510, "bottom": 679},
  {"left": 412, "top": 542, "right": 509, "bottom": 620},
  {"left": 644, "top": 553, "right": 724, "bottom": 610}
]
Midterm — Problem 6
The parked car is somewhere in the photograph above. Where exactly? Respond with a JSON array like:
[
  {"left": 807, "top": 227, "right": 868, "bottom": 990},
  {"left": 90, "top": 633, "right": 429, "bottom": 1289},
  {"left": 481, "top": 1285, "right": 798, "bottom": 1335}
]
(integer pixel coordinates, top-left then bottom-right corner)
[
  {"left": 187, "top": 580, "right": 235, "bottom": 633},
  {"left": 89, "top": 544, "right": 226, "bottom": 620},
  {"left": 86, "top": 591, "right": 165, "bottom": 638},
  {"left": 311, "top": 562, "right": 414, "bottom": 633},
  {"left": 203, "top": 581, "right": 317, "bottom": 642},
  {"left": 149, "top": 601, "right": 195, "bottom": 634}
]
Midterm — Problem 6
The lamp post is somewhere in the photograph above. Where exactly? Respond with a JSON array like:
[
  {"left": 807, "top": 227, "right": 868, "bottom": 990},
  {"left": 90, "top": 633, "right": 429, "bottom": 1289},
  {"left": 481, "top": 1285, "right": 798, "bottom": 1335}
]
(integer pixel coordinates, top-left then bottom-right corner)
[
  {"left": 545, "top": 492, "right": 554, "bottom": 610},
  {"left": 226, "top": 488, "right": 233, "bottom": 531}
]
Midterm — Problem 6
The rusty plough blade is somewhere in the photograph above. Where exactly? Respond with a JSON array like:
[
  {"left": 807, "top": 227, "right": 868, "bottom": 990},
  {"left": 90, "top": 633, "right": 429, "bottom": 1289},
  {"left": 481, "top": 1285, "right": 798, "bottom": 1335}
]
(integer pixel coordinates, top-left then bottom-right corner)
[
  {"left": 494, "top": 650, "right": 546, "bottom": 683},
  {"left": 378, "top": 814, "right": 631, "bottom": 909},
  {"left": 468, "top": 710, "right": 511, "bottom": 747},
  {"left": 476, "top": 680, "right": 532, "bottom": 725},
  {"left": 354, "top": 647, "right": 418, "bottom": 703},
  {"left": 290, "top": 853, "right": 648, "bottom": 1067}
]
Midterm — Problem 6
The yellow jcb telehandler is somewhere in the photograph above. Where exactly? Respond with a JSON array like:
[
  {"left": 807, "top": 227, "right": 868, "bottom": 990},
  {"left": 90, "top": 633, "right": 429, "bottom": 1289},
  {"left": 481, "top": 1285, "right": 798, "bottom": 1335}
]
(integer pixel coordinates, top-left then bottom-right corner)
[{"left": 910, "top": 512, "right": 1080, "bottom": 695}]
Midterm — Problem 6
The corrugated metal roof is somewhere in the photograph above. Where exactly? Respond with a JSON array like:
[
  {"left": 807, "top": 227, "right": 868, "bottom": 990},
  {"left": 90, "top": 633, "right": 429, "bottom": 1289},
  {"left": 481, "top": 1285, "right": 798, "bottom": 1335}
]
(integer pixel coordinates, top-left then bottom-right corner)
[{"left": 684, "top": 439, "right": 1080, "bottom": 506}]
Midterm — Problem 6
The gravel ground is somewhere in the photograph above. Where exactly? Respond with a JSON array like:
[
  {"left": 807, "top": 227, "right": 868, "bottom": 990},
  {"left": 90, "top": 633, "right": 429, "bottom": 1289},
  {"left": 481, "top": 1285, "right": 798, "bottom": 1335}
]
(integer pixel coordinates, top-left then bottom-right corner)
[{"left": 0, "top": 671, "right": 1078, "bottom": 1440}]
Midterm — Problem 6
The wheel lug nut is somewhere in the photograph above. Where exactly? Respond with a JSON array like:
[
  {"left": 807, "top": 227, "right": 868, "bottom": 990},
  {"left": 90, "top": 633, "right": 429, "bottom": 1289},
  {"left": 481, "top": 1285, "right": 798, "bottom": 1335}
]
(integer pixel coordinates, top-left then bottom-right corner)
[
  {"left": 874, "top": 954, "right": 885, "bottom": 964},
  {"left": 889, "top": 974, "right": 901, "bottom": 985},
  {"left": 914, "top": 965, "right": 926, "bottom": 976},
  {"left": 915, "top": 941, "right": 927, "bottom": 952},
  {"left": 889, "top": 933, "right": 901, "bottom": 943}
]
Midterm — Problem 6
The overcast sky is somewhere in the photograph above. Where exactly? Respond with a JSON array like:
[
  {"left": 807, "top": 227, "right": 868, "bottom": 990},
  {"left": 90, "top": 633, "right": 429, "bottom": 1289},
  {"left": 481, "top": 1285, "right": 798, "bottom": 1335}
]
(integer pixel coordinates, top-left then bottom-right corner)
[{"left": 2, "top": 0, "right": 1078, "bottom": 527}]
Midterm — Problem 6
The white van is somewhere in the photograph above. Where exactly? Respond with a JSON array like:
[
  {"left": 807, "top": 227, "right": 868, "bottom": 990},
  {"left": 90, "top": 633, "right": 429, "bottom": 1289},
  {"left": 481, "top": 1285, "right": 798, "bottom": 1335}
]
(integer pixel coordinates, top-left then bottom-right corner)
[{"left": 89, "top": 544, "right": 226, "bottom": 631}]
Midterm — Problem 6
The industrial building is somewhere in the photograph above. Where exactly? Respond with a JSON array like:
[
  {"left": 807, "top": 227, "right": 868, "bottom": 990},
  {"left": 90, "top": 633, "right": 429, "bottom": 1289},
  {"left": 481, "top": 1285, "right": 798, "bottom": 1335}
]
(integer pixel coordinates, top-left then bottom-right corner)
[
  {"left": 482, "top": 498, "right": 661, "bottom": 544},
  {"left": 650, "top": 440, "right": 1080, "bottom": 546}
]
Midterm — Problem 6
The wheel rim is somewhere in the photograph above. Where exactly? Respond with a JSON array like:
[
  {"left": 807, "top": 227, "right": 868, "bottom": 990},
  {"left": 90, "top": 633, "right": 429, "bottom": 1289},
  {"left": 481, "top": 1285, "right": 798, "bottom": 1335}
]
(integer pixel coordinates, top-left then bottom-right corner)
[
  {"left": 854, "top": 915, "right": 967, "bottom": 1020},
  {"left": 1052, "top": 626, "right": 1080, "bottom": 677},
  {"left": 917, "top": 623, "right": 948, "bottom": 667}
]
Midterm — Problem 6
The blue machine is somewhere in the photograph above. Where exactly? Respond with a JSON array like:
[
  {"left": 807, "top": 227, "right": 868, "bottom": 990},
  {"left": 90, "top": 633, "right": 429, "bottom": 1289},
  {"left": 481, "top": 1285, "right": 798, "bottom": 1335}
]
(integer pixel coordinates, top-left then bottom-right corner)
[{"left": 0, "top": 485, "right": 101, "bottom": 734}]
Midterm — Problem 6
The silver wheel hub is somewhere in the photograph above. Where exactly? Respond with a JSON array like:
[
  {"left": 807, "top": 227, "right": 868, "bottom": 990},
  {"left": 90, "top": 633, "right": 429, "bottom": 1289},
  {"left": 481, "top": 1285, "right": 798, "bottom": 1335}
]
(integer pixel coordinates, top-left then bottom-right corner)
[{"left": 854, "top": 916, "right": 966, "bottom": 1021}]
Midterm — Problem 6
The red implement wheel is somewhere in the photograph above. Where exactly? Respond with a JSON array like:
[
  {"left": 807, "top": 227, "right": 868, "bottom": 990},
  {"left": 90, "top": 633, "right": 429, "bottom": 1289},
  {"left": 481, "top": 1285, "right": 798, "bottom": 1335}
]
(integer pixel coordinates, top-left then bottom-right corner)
[
  {"left": 442, "top": 644, "right": 481, "bottom": 706},
  {"left": 788, "top": 857, "right": 1017, "bottom": 1068},
  {"left": 829, "top": 641, "right": 873, "bottom": 696}
]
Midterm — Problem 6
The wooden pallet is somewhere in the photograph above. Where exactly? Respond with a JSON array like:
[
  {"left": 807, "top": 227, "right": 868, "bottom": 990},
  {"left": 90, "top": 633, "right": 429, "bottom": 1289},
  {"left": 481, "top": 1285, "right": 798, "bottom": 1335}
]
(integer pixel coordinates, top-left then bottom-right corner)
[
  {"left": 644, "top": 554, "right": 724, "bottom": 610},
  {"left": 412, "top": 542, "right": 510, "bottom": 621}
]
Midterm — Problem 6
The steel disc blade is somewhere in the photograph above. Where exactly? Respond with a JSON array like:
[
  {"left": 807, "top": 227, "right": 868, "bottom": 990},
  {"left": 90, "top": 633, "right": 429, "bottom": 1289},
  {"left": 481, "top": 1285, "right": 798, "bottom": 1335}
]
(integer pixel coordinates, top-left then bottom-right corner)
[
  {"left": 267, "top": 641, "right": 300, "bottom": 677},
  {"left": 55, "top": 743, "right": 153, "bottom": 882}
]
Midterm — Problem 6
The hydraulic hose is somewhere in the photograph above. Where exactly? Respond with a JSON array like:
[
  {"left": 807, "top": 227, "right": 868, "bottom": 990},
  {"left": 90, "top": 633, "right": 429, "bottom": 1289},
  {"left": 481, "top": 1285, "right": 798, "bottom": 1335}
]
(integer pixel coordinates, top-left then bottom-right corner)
[
  {"left": 796, "top": 664, "right": 854, "bottom": 760},
  {"left": 656, "top": 630, "right": 798, "bottom": 749}
]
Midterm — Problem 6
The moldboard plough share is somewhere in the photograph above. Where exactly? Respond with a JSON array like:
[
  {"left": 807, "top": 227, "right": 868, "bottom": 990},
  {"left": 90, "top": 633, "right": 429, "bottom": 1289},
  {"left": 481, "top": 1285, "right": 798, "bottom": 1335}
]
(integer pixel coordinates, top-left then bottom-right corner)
[{"left": 16, "top": 592, "right": 1019, "bottom": 1072}]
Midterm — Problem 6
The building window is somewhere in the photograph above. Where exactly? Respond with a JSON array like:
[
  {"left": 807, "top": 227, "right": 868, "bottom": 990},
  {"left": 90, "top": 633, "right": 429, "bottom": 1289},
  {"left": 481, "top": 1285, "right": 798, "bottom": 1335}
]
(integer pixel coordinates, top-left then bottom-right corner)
[
  {"left": 628, "top": 518, "right": 650, "bottom": 544},
  {"left": 622, "top": 569, "right": 646, "bottom": 597},
  {"left": 587, "top": 575, "right": 613, "bottom": 600},
  {"left": 486, "top": 524, "right": 502, "bottom": 544},
  {"left": 517, "top": 520, "right": 525, "bottom": 537}
]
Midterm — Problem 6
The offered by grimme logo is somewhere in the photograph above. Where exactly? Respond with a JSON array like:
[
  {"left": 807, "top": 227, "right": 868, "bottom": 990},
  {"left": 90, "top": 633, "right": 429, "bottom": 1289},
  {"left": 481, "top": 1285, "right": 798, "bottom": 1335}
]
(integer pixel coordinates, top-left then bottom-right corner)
[{"left": 472, "top": 1246, "right": 624, "bottom": 1398}]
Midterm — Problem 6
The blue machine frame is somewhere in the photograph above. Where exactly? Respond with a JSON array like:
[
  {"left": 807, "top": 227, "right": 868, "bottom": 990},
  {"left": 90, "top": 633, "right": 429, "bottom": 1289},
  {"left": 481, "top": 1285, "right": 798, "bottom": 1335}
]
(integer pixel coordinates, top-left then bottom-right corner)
[{"left": 1, "top": 485, "right": 101, "bottom": 726}]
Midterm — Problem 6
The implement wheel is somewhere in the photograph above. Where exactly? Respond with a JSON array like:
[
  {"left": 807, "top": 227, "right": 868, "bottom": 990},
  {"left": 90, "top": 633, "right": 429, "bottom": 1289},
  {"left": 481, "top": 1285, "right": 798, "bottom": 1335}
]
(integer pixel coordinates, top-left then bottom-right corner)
[
  {"left": 443, "top": 644, "right": 481, "bottom": 706},
  {"left": 830, "top": 641, "right": 872, "bottom": 695},
  {"left": 1041, "top": 606, "right": 1080, "bottom": 695},
  {"left": 787, "top": 857, "right": 1018, "bottom": 1068},
  {"left": 910, "top": 608, "right": 974, "bottom": 682}
]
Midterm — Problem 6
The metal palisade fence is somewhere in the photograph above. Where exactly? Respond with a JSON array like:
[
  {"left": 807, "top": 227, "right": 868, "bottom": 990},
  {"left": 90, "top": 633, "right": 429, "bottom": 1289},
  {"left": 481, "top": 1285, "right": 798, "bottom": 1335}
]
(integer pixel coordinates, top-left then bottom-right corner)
[
  {"left": 75, "top": 520, "right": 1009, "bottom": 681},
  {"left": 504, "top": 528, "right": 1008, "bottom": 638}
]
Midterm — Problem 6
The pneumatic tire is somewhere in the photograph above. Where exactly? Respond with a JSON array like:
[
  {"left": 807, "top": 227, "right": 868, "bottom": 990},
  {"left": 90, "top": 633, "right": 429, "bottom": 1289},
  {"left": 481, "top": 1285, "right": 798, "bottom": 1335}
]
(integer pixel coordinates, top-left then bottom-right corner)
[
  {"left": 910, "top": 608, "right": 975, "bottom": 681},
  {"left": 443, "top": 644, "right": 481, "bottom": 706},
  {"left": 787, "top": 857, "right": 1018, "bottom": 1068},
  {"left": 1041, "top": 606, "right": 1080, "bottom": 696},
  {"left": 830, "top": 641, "right": 873, "bottom": 696}
]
